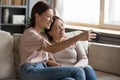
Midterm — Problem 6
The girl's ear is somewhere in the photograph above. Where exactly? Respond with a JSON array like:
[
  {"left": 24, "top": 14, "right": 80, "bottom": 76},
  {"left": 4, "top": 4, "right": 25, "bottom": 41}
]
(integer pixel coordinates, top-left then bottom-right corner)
[{"left": 35, "top": 13, "right": 40, "bottom": 19}]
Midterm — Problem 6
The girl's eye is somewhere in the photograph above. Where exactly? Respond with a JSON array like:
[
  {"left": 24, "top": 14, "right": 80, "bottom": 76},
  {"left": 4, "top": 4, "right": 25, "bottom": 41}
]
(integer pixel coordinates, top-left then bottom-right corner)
[
  {"left": 47, "top": 15, "right": 52, "bottom": 20},
  {"left": 47, "top": 16, "right": 50, "bottom": 18},
  {"left": 47, "top": 15, "right": 51, "bottom": 18}
]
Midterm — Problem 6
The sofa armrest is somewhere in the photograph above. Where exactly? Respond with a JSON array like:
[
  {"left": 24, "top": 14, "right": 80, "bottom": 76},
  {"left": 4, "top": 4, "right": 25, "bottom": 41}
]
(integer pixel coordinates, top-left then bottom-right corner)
[{"left": 88, "top": 42, "right": 120, "bottom": 76}]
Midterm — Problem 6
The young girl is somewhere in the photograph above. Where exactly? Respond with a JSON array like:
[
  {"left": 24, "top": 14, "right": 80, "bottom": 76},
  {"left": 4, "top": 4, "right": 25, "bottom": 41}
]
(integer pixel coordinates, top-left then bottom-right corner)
[{"left": 19, "top": 1, "right": 96, "bottom": 80}]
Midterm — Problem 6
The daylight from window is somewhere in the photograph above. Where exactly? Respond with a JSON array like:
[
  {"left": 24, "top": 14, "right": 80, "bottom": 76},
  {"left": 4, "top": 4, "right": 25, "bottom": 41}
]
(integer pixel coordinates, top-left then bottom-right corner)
[
  {"left": 62, "top": 0, "right": 100, "bottom": 24},
  {"left": 62, "top": 0, "right": 120, "bottom": 29}
]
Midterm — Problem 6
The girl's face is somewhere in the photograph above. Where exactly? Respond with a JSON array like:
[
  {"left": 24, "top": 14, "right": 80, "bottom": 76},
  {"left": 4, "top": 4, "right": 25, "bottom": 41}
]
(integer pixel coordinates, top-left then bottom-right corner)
[
  {"left": 36, "top": 9, "right": 53, "bottom": 29},
  {"left": 49, "top": 19, "right": 65, "bottom": 40}
]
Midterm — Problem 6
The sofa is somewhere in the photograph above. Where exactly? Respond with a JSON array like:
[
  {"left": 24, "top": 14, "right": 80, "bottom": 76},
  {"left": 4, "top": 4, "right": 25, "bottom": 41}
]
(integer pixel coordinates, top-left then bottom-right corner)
[{"left": 0, "top": 30, "right": 120, "bottom": 80}]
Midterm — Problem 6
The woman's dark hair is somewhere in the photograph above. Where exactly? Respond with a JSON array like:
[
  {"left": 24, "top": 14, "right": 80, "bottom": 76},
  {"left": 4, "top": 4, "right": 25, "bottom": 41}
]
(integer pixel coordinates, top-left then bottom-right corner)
[
  {"left": 45, "top": 16, "right": 63, "bottom": 41},
  {"left": 28, "top": 1, "right": 52, "bottom": 28}
]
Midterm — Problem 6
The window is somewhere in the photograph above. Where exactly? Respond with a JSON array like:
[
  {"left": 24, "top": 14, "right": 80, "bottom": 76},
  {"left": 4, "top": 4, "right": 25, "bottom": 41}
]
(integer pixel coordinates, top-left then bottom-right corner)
[
  {"left": 55, "top": 0, "right": 120, "bottom": 30},
  {"left": 63, "top": 0, "right": 100, "bottom": 24}
]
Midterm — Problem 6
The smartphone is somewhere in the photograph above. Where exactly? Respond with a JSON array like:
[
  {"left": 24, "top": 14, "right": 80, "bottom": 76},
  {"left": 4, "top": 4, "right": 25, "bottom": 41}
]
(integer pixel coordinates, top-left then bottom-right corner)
[{"left": 91, "top": 32, "right": 100, "bottom": 42}]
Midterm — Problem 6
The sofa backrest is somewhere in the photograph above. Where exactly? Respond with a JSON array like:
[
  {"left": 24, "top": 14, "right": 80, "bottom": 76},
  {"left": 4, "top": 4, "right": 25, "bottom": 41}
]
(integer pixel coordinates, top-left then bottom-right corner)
[
  {"left": 65, "top": 31, "right": 89, "bottom": 53},
  {"left": 89, "top": 43, "right": 120, "bottom": 76},
  {"left": 0, "top": 30, "right": 16, "bottom": 79}
]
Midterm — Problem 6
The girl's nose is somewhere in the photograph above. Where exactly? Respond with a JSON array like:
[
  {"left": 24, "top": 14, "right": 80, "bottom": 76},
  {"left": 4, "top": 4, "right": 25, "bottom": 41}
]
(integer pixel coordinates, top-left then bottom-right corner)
[{"left": 50, "top": 17, "right": 53, "bottom": 23}]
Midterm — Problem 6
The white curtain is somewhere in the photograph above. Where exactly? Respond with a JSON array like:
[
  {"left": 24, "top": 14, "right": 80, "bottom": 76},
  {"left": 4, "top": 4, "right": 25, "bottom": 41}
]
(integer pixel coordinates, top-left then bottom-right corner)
[{"left": 50, "top": 0, "right": 64, "bottom": 18}]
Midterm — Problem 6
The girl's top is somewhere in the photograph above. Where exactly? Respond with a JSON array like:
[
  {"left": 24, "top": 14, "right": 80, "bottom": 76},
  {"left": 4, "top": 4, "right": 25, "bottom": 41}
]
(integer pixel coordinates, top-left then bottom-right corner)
[{"left": 19, "top": 27, "right": 53, "bottom": 66}]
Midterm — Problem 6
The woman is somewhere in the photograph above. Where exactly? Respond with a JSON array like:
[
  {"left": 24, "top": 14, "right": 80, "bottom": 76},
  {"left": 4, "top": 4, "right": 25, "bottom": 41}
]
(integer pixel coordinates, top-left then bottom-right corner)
[
  {"left": 19, "top": 1, "right": 96, "bottom": 80},
  {"left": 45, "top": 16, "right": 97, "bottom": 80}
]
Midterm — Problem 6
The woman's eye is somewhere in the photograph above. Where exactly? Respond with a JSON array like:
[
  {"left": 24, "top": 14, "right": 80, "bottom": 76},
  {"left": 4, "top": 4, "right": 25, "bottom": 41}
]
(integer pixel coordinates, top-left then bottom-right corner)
[
  {"left": 55, "top": 26, "right": 59, "bottom": 30},
  {"left": 55, "top": 27, "right": 58, "bottom": 30}
]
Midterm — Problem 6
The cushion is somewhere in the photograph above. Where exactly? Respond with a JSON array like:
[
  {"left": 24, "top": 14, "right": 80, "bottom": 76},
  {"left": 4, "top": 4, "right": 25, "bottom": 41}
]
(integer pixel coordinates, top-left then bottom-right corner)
[
  {"left": 0, "top": 30, "right": 15, "bottom": 79},
  {"left": 89, "top": 43, "right": 120, "bottom": 76},
  {"left": 65, "top": 31, "right": 89, "bottom": 53},
  {"left": 12, "top": 33, "right": 22, "bottom": 79}
]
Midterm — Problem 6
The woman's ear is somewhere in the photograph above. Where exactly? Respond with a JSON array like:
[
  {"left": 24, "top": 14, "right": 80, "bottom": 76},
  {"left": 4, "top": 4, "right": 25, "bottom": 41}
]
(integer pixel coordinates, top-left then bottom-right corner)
[{"left": 48, "top": 31, "right": 52, "bottom": 36}]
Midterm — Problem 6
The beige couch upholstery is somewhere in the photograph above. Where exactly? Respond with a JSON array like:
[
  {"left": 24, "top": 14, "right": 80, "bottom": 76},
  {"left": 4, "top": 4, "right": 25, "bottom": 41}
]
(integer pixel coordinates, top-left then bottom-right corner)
[{"left": 0, "top": 30, "right": 120, "bottom": 80}]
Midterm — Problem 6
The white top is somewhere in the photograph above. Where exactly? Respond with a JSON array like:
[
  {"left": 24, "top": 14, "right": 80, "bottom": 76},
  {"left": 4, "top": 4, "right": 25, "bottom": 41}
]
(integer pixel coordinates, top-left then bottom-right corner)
[{"left": 54, "top": 41, "right": 88, "bottom": 67}]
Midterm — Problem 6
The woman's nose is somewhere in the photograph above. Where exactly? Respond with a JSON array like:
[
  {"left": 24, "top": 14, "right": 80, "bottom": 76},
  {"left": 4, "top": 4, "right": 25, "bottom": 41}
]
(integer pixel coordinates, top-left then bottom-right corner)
[{"left": 60, "top": 27, "right": 64, "bottom": 31}]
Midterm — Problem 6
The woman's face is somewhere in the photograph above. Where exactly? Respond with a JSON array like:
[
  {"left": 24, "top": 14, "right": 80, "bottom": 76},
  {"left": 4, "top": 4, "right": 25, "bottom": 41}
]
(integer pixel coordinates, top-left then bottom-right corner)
[
  {"left": 36, "top": 9, "right": 53, "bottom": 29},
  {"left": 49, "top": 19, "right": 65, "bottom": 40}
]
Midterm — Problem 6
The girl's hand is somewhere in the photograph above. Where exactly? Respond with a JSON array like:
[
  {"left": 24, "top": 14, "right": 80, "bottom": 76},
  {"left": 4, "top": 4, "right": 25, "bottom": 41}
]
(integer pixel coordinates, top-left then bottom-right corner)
[
  {"left": 88, "top": 30, "right": 97, "bottom": 41},
  {"left": 78, "top": 30, "right": 96, "bottom": 41}
]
